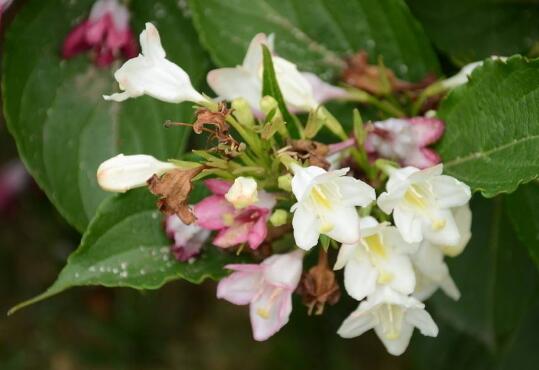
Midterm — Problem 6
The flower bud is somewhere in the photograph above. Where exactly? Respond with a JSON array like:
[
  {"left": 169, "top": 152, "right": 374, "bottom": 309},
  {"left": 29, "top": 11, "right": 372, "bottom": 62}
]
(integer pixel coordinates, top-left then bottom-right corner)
[
  {"left": 277, "top": 174, "right": 293, "bottom": 192},
  {"left": 232, "top": 98, "right": 255, "bottom": 127},
  {"left": 269, "top": 209, "right": 288, "bottom": 227},
  {"left": 224, "top": 176, "right": 259, "bottom": 209},
  {"left": 260, "top": 96, "right": 280, "bottom": 116},
  {"left": 97, "top": 154, "right": 176, "bottom": 193}
]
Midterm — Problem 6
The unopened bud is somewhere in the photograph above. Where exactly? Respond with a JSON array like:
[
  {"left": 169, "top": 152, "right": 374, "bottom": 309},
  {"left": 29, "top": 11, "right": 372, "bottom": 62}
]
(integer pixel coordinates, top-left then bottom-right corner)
[
  {"left": 232, "top": 98, "right": 254, "bottom": 126},
  {"left": 97, "top": 154, "right": 176, "bottom": 193},
  {"left": 270, "top": 209, "right": 288, "bottom": 227},
  {"left": 260, "top": 95, "right": 280, "bottom": 117},
  {"left": 278, "top": 174, "right": 293, "bottom": 192},
  {"left": 225, "top": 176, "right": 258, "bottom": 209}
]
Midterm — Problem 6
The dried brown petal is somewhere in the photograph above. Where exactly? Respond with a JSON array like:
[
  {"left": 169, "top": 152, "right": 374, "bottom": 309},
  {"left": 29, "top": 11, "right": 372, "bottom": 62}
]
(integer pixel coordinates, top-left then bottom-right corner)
[
  {"left": 289, "top": 139, "right": 331, "bottom": 170},
  {"left": 147, "top": 166, "right": 204, "bottom": 224}
]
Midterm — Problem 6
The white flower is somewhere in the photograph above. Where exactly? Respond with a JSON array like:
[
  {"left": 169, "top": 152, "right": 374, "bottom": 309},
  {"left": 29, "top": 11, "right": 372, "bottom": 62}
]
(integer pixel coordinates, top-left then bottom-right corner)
[
  {"left": 441, "top": 57, "right": 507, "bottom": 89},
  {"left": 97, "top": 153, "right": 176, "bottom": 192},
  {"left": 290, "top": 164, "right": 375, "bottom": 250},
  {"left": 338, "top": 287, "right": 438, "bottom": 356},
  {"left": 104, "top": 22, "right": 205, "bottom": 104},
  {"left": 377, "top": 164, "right": 471, "bottom": 245},
  {"left": 334, "top": 217, "right": 417, "bottom": 301},
  {"left": 225, "top": 177, "right": 259, "bottom": 209},
  {"left": 207, "top": 33, "right": 345, "bottom": 112},
  {"left": 412, "top": 242, "right": 460, "bottom": 301}
]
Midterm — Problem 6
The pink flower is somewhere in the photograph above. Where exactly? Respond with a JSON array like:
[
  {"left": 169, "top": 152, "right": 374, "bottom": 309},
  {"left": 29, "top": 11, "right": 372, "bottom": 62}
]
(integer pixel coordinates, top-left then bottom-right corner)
[
  {"left": 62, "top": 0, "right": 138, "bottom": 67},
  {"left": 165, "top": 214, "right": 210, "bottom": 262},
  {"left": 365, "top": 117, "right": 444, "bottom": 169},
  {"left": 194, "top": 179, "right": 276, "bottom": 250},
  {"left": 217, "top": 250, "right": 304, "bottom": 341}
]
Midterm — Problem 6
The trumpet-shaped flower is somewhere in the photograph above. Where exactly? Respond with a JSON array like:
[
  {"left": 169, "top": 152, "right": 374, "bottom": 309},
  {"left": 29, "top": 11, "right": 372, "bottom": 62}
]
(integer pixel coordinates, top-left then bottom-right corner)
[
  {"left": 217, "top": 250, "right": 304, "bottom": 341},
  {"left": 338, "top": 286, "right": 438, "bottom": 356},
  {"left": 365, "top": 117, "right": 444, "bottom": 169},
  {"left": 334, "top": 217, "right": 417, "bottom": 301},
  {"left": 104, "top": 22, "right": 205, "bottom": 104},
  {"left": 62, "top": 0, "right": 138, "bottom": 67},
  {"left": 290, "top": 164, "right": 375, "bottom": 250},
  {"left": 194, "top": 179, "right": 276, "bottom": 249},
  {"left": 165, "top": 215, "right": 210, "bottom": 262},
  {"left": 377, "top": 165, "right": 471, "bottom": 245},
  {"left": 225, "top": 177, "right": 259, "bottom": 209},
  {"left": 207, "top": 33, "right": 346, "bottom": 112},
  {"left": 97, "top": 153, "right": 176, "bottom": 192}
]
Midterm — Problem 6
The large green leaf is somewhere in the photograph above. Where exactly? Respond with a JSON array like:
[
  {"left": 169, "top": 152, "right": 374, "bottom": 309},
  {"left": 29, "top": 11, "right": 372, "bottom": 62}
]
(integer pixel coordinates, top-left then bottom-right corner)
[
  {"left": 506, "top": 182, "right": 539, "bottom": 268},
  {"left": 406, "top": 0, "right": 539, "bottom": 65},
  {"left": 2, "top": 0, "right": 208, "bottom": 231},
  {"left": 437, "top": 56, "right": 539, "bottom": 197},
  {"left": 188, "top": 0, "right": 439, "bottom": 81},
  {"left": 9, "top": 188, "right": 232, "bottom": 314},
  {"left": 430, "top": 197, "right": 538, "bottom": 351}
]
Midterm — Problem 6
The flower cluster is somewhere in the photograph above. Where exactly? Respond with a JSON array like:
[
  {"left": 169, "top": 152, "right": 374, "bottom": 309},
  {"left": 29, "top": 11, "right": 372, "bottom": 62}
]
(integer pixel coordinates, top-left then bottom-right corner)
[{"left": 95, "top": 22, "right": 475, "bottom": 355}]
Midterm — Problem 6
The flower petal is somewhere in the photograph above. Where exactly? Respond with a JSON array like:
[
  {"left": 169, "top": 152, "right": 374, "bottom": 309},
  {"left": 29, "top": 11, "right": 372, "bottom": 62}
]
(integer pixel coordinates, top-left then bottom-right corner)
[
  {"left": 408, "top": 117, "right": 445, "bottom": 146},
  {"left": 290, "top": 164, "right": 326, "bottom": 201},
  {"left": 325, "top": 205, "right": 361, "bottom": 244},
  {"left": 375, "top": 320, "right": 414, "bottom": 356},
  {"left": 393, "top": 206, "right": 423, "bottom": 243},
  {"left": 203, "top": 179, "right": 232, "bottom": 195},
  {"left": 193, "top": 195, "right": 235, "bottom": 230},
  {"left": 344, "top": 258, "right": 378, "bottom": 301},
  {"left": 337, "top": 309, "right": 378, "bottom": 338},
  {"left": 292, "top": 204, "right": 321, "bottom": 250},
  {"left": 430, "top": 175, "right": 471, "bottom": 209},
  {"left": 406, "top": 308, "right": 439, "bottom": 337},
  {"left": 262, "top": 250, "right": 303, "bottom": 288},
  {"left": 334, "top": 243, "right": 356, "bottom": 270},
  {"left": 207, "top": 67, "right": 261, "bottom": 109},
  {"left": 217, "top": 270, "right": 261, "bottom": 305},
  {"left": 336, "top": 176, "right": 376, "bottom": 207},
  {"left": 249, "top": 287, "right": 292, "bottom": 341}
]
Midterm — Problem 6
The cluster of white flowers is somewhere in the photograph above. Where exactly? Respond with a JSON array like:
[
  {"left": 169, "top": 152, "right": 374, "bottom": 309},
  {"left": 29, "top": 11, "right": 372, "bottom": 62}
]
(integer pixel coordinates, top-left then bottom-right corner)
[
  {"left": 289, "top": 163, "right": 471, "bottom": 355},
  {"left": 94, "top": 21, "right": 476, "bottom": 355}
]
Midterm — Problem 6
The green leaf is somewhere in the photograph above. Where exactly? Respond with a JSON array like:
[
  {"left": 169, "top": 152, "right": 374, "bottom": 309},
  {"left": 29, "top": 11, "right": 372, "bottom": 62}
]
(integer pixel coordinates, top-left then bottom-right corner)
[
  {"left": 261, "top": 45, "right": 298, "bottom": 133},
  {"left": 188, "top": 0, "right": 440, "bottom": 81},
  {"left": 437, "top": 56, "right": 539, "bottom": 197},
  {"left": 8, "top": 188, "right": 232, "bottom": 315},
  {"left": 406, "top": 0, "right": 539, "bottom": 65},
  {"left": 506, "top": 182, "right": 539, "bottom": 268},
  {"left": 2, "top": 0, "right": 207, "bottom": 231},
  {"left": 430, "top": 196, "right": 538, "bottom": 351}
]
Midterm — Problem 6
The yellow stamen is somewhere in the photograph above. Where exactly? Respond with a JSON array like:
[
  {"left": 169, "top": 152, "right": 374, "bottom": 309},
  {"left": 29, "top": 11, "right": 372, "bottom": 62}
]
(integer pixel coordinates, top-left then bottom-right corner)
[
  {"left": 404, "top": 186, "right": 428, "bottom": 209},
  {"left": 310, "top": 185, "right": 331, "bottom": 209},
  {"left": 364, "top": 233, "right": 387, "bottom": 258}
]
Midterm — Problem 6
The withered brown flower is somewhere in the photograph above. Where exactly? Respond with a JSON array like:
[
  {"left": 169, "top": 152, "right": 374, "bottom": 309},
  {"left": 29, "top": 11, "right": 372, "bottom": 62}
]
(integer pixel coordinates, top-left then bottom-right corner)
[
  {"left": 147, "top": 166, "right": 204, "bottom": 224},
  {"left": 297, "top": 250, "right": 341, "bottom": 315}
]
